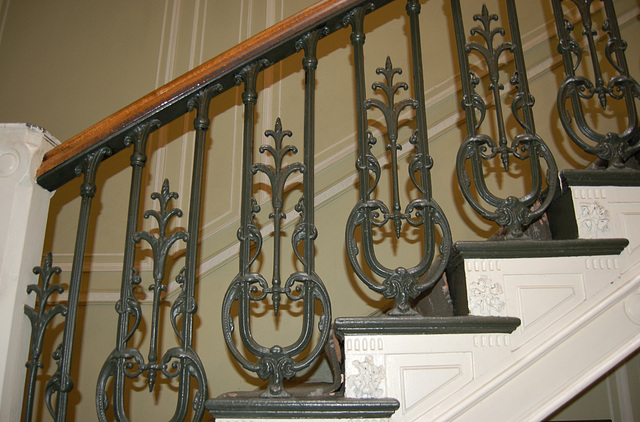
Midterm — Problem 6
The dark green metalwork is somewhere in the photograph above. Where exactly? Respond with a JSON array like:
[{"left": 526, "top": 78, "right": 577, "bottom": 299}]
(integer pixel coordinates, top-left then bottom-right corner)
[
  {"left": 222, "top": 32, "right": 331, "bottom": 397},
  {"left": 96, "top": 84, "right": 216, "bottom": 420},
  {"left": 451, "top": 0, "right": 559, "bottom": 239},
  {"left": 23, "top": 253, "right": 66, "bottom": 422},
  {"left": 207, "top": 397, "right": 400, "bottom": 419},
  {"left": 43, "top": 146, "right": 111, "bottom": 421},
  {"left": 335, "top": 315, "right": 521, "bottom": 336},
  {"left": 134, "top": 179, "right": 189, "bottom": 392},
  {"left": 344, "top": 1, "right": 452, "bottom": 316},
  {"left": 170, "top": 83, "right": 220, "bottom": 421},
  {"left": 95, "top": 120, "right": 159, "bottom": 422},
  {"left": 552, "top": 0, "right": 640, "bottom": 169},
  {"left": 294, "top": 26, "right": 329, "bottom": 278}
]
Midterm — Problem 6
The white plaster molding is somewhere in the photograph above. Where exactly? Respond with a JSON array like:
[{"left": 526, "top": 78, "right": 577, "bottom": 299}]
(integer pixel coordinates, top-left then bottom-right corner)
[
  {"left": 342, "top": 333, "right": 512, "bottom": 421},
  {"left": 571, "top": 186, "right": 640, "bottom": 274},
  {"left": 577, "top": 201, "right": 611, "bottom": 238},
  {"left": 340, "top": 258, "right": 639, "bottom": 421},
  {"left": 467, "top": 275, "right": 506, "bottom": 317},
  {"left": 345, "top": 336, "right": 385, "bottom": 354},
  {"left": 473, "top": 334, "right": 510, "bottom": 349},
  {"left": 445, "top": 268, "right": 640, "bottom": 422},
  {"left": 347, "top": 355, "right": 386, "bottom": 399},
  {"left": 0, "top": 124, "right": 58, "bottom": 422},
  {"left": 624, "top": 289, "right": 640, "bottom": 325}
]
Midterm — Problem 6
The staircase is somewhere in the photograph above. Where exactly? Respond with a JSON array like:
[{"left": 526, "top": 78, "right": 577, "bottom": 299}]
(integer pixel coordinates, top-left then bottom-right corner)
[
  {"left": 0, "top": 0, "right": 638, "bottom": 420},
  {"left": 336, "top": 181, "right": 640, "bottom": 421}
]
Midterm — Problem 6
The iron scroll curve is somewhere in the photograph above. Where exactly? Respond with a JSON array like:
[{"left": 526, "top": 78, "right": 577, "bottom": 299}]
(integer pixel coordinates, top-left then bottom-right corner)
[
  {"left": 221, "top": 117, "right": 333, "bottom": 398},
  {"left": 95, "top": 82, "right": 218, "bottom": 421},
  {"left": 221, "top": 27, "right": 332, "bottom": 399},
  {"left": 95, "top": 179, "right": 208, "bottom": 422},
  {"left": 553, "top": 0, "right": 640, "bottom": 170},
  {"left": 23, "top": 253, "right": 66, "bottom": 422},
  {"left": 451, "top": 1, "right": 559, "bottom": 239},
  {"left": 344, "top": 0, "right": 453, "bottom": 317}
]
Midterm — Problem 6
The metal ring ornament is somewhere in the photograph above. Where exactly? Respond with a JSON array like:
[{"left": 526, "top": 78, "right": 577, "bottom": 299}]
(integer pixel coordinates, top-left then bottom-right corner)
[
  {"left": 452, "top": 1, "right": 559, "bottom": 239},
  {"left": 552, "top": 0, "right": 640, "bottom": 169},
  {"left": 221, "top": 271, "right": 331, "bottom": 397},
  {"left": 346, "top": 198, "right": 452, "bottom": 315}
]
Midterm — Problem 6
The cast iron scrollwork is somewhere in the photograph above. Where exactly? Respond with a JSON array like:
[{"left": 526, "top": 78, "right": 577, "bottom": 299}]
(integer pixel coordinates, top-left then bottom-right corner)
[
  {"left": 133, "top": 179, "right": 189, "bottom": 392},
  {"left": 552, "top": 0, "right": 640, "bottom": 169},
  {"left": 223, "top": 39, "right": 331, "bottom": 397},
  {"left": 23, "top": 253, "right": 66, "bottom": 422},
  {"left": 96, "top": 179, "right": 207, "bottom": 421},
  {"left": 451, "top": 1, "right": 559, "bottom": 238},
  {"left": 97, "top": 84, "right": 216, "bottom": 420},
  {"left": 344, "top": 0, "right": 452, "bottom": 316},
  {"left": 222, "top": 118, "right": 331, "bottom": 398},
  {"left": 345, "top": 57, "right": 452, "bottom": 316}
]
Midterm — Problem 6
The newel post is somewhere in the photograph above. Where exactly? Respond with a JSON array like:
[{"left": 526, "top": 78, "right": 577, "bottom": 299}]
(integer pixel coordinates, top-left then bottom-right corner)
[{"left": 0, "top": 124, "right": 58, "bottom": 420}]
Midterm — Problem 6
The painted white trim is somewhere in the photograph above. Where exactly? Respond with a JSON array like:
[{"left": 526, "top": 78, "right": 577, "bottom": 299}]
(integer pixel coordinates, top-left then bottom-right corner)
[
  {"left": 614, "top": 363, "right": 636, "bottom": 422},
  {"left": 0, "top": 125, "right": 58, "bottom": 420},
  {"left": 430, "top": 264, "right": 640, "bottom": 421}
]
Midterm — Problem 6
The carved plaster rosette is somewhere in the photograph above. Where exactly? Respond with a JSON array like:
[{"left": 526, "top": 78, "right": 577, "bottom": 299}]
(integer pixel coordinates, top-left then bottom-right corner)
[
  {"left": 347, "top": 355, "right": 385, "bottom": 399},
  {"left": 468, "top": 275, "right": 506, "bottom": 317},
  {"left": 577, "top": 201, "right": 611, "bottom": 238}
]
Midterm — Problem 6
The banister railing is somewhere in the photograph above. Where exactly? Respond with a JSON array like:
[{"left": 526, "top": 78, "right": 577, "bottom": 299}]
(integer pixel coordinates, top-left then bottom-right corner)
[
  {"left": 35, "top": 0, "right": 394, "bottom": 191},
  {"left": 18, "top": 0, "right": 639, "bottom": 420},
  {"left": 28, "top": 0, "right": 403, "bottom": 420}
]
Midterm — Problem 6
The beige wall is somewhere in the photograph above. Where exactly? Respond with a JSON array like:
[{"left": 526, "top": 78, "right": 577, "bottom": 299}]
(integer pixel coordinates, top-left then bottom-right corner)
[
  {"left": 1, "top": 0, "right": 639, "bottom": 420},
  {"left": 550, "top": 349, "right": 640, "bottom": 421}
]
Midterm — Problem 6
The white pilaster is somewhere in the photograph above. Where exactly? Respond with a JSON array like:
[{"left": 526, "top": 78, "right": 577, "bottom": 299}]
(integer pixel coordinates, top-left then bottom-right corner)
[{"left": 0, "top": 124, "right": 58, "bottom": 421}]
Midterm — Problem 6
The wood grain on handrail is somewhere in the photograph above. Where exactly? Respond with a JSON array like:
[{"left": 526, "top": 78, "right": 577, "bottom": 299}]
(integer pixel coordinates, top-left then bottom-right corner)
[{"left": 37, "top": 0, "right": 391, "bottom": 189}]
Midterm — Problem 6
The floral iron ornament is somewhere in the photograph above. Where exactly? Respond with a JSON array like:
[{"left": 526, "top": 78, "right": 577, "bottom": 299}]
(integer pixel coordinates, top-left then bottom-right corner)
[
  {"left": 451, "top": 1, "right": 559, "bottom": 239},
  {"left": 222, "top": 31, "right": 331, "bottom": 399},
  {"left": 23, "top": 253, "right": 66, "bottom": 422},
  {"left": 96, "top": 179, "right": 208, "bottom": 421},
  {"left": 552, "top": 0, "right": 640, "bottom": 170},
  {"left": 95, "top": 90, "right": 217, "bottom": 421},
  {"left": 222, "top": 116, "right": 331, "bottom": 398},
  {"left": 345, "top": 0, "right": 452, "bottom": 317}
]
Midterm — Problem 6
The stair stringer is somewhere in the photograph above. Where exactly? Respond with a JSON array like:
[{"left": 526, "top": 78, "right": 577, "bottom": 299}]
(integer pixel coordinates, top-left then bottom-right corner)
[
  {"left": 435, "top": 259, "right": 640, "bottom": 422},
  {"left": 341, "top": 257, "right": 640, "bottom": 422}
]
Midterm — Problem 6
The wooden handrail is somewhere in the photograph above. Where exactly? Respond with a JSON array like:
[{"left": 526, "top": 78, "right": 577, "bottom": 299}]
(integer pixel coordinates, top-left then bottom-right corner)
[{"left": 36, "top": 0, "right": 394, "bottom": 190}]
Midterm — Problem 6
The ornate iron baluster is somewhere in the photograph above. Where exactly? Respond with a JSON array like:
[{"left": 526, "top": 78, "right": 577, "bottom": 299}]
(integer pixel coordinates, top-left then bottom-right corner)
[
  {"left": 222, "top": 34, "right": 331, "bottom": 397},
  {"left": 169, "top": 84, "right": 220, "bottom": 420},
  {"left": 344, "top": 2, "right": 452, "bottom": 316},
  {"left": 95, "top": 120, "right": 159, "bottom": 422},
  {"left": 46, "top": 146, "right": 111, "bottom": 421},
  {"left": 295, "top": 26, "right": 329, "bottom": 277},
  {"left": 451, "top": 0, "right": 559, "bottom": 239},
  {"left": 97, "top": 86, "right": 217, "bottom": 421},
  {"left": 135, "top": 179, "right": 189, "bottom": 392},
  {"left": 406, "top": 0, "right": 435, "bottom": 260},
  {"left": 23, "top": 253, "right": 66, "bottom": 422},
  {"left": 553, "top": 0, "right": 640, "bottom": 169}
]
